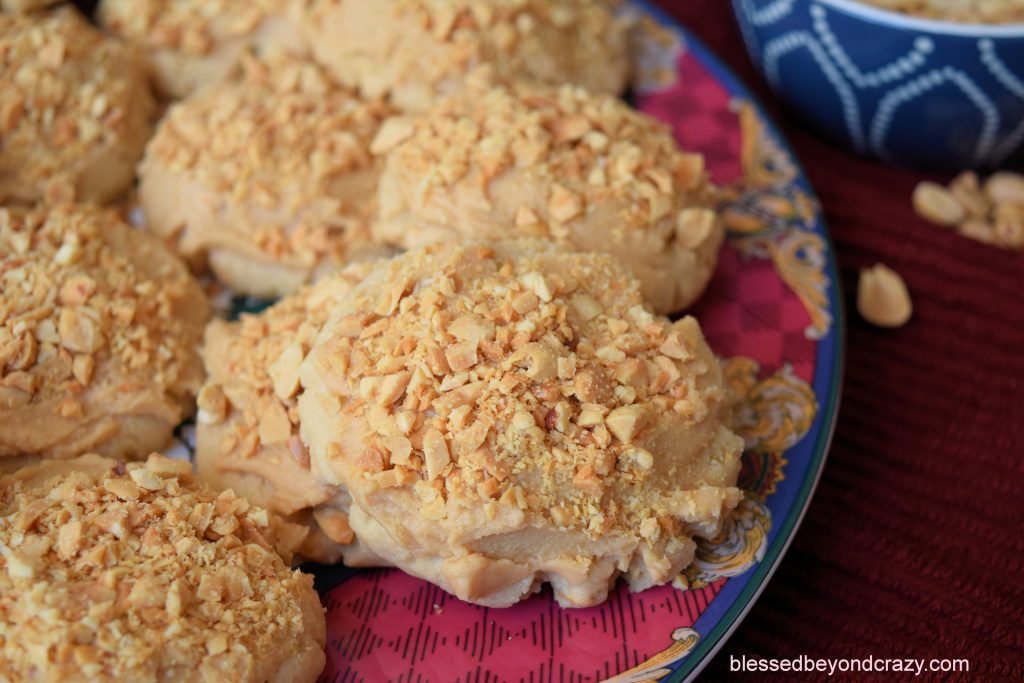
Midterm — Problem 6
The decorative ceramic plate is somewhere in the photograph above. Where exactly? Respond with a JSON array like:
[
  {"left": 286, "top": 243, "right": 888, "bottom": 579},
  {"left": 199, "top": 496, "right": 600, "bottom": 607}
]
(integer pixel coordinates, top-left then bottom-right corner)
[{"left": 169, "top": 3, "right": 844, "bottom": 681}]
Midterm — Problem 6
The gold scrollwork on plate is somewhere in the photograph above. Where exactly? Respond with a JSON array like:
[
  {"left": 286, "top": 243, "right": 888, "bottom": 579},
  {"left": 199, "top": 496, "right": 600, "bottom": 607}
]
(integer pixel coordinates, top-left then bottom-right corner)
[
  {"left": 735, "top": 102, "right": 798, "bottom": 189},
  {"left": 721, "top": 104, "right": 833, "bottom": 340},
  {"left": 768, "top": 231, "right": 832, "bottom": 341},
  {"left": 603, "top": 628, "right": 701, "bottom": 683},
  {"left": 725, "top": 357, "right": 818, "bottom": 457}
]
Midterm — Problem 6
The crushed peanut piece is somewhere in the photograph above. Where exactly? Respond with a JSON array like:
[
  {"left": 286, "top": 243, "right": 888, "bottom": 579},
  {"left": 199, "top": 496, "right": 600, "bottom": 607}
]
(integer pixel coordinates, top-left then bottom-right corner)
[
  {"left": 857, "top": 264, "right": 913, "bottom": 328},
  {"left": 912, "top": 172, "right": 1024, "bottom": 252},
  {"left": 984, "top": 172, "right": 1024, "bottom": 205},
  {"left": 913, "top": 181, "right": 965, "bottom": 226}
]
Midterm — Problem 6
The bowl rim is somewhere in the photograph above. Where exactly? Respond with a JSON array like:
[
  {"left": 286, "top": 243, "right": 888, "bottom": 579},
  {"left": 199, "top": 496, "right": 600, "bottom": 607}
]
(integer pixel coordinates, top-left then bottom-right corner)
[{"left": 816, "top": 0, "right": 1024, "bottom": 36}]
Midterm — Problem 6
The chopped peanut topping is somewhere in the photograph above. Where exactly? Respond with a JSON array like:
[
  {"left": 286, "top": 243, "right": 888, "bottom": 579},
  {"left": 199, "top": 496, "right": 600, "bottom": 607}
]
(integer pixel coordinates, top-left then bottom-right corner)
[
  {"left": 140, "top": 55, "right": 395, "bottom": 295},
  {"left": 0, "top": 8, "right": 154, "bottom": 205},
  {"left": 375, "top": 82, "right": 723, "bottom": 313},
  {"left": 0, "top": 454, "right": 322, "bottom": 682},
  {"left": 604, "top": 404, "right": 651, "bottom": 444},
  {"left": 301, "top": 240, "right": 743, "bottom": 556},
  {"left": 195, "top": 265, "right": 372, "bottom": 564},
  {"left": 303, "top": 0, "right": 630, "bottom": 112},
  {"left": 99, "top": 0, "right": 294, "bottom": 55},
  {"left": 0, "top": 204, "right": 208, "bottom": 459}
]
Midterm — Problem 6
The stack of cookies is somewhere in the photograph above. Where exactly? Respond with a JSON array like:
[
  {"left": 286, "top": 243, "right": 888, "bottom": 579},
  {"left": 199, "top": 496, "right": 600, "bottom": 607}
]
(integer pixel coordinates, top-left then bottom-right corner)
[{"left": 0, "top": 1, "right": 744, "bottom": 679}]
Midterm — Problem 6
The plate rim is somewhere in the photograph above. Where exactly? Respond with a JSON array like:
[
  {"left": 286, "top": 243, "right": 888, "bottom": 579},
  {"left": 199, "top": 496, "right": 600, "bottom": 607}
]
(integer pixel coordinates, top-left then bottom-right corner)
[{"left": 628, "top": 3, "right": 847, "bottom": 681}]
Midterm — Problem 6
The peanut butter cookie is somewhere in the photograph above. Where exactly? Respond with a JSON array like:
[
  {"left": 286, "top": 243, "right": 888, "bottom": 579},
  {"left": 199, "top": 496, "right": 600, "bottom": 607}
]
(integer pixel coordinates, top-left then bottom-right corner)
[
  {"left": 299, "top": 241, "right": 743, "bottom": 608},
  {"left": 300, "top": 0, "right": 630, "bottom": 112},
  {"left": 374, "top": 83, "right": 723, "bottom": 313},
  {"left": 0, "top": 204, "right": 208, "bottom": 463},
  {"left": 139, "top": 55, "right": 395, "bottom": 297},
  {"left": 0, "top": 8, "right": 154, "bottom": 205},
  {"left": 0, "top": 453, "right": 325, "bottom": 682},
  {"left": 97, "top": 0, "right": 305, "bottom": 99},
  {"left": 196, "top": 264, "right": 381, "bottom": 565}
]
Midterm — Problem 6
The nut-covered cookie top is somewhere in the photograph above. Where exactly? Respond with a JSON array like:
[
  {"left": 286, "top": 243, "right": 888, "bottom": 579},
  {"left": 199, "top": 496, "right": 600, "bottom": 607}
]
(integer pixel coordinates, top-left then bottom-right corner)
[
  {"left": 302, "top": 241, "right": 741, "bottom": 540},
  {"left": 374, "top": 82, "right": 722, "bottom": 312},
  {"left": 0, "top": 205, "right": 207, "bottom": 416},
  {"left": 0, "top": 8, "right": 154, "bottom": 204},
  {"left": 0, "top": 454, "right": 322, "bottom": 682},
  {"left": 199, "top": 266, "right": 371, "bottom": 472},
  {"left": 143, "top": 56, "right": 394, "bottom": 266},
  {"left": 305, "top": 0, "right": 630, "bottom": 110},
  {"left": 98, "top": 0, "right": 294, "bottom": 55},
  {"left": 377, "top": 83, "right": 712, "bottom": 241}
]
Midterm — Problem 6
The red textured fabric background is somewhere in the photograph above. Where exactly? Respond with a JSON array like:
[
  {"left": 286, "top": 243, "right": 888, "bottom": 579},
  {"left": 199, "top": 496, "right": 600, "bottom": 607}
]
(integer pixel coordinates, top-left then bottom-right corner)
[{"left": 652, "top": 2, "right": 1024, "bottom": 680}]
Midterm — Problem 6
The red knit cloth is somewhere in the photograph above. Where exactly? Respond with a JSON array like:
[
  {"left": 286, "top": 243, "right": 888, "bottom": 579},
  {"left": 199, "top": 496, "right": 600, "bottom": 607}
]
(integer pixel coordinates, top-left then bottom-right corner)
[{"left": 651, "top": 2, "right": 1024, "bottom": 681}]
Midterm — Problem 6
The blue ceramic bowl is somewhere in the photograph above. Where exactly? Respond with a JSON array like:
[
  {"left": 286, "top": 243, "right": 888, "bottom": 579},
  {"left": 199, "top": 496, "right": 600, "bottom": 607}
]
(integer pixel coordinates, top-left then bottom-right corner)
[{"left": 733, "top": 0, "right": 1024, "bottom": 171}]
